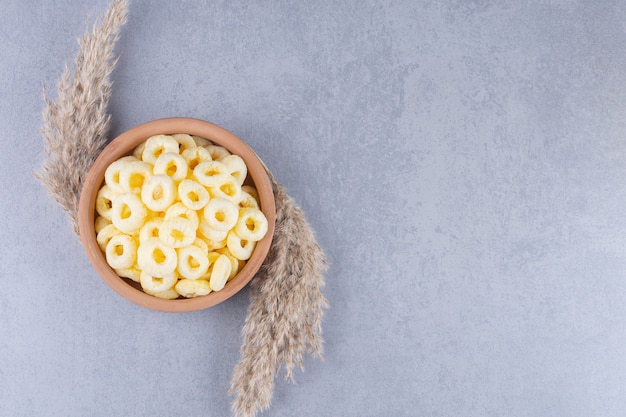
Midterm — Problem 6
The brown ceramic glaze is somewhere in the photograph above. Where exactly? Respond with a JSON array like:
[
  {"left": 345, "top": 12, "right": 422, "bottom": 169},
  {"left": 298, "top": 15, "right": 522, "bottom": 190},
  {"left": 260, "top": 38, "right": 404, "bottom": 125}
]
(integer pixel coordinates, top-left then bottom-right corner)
[{"left": 78, "top": 118, "right": 276, "bottom": 312}]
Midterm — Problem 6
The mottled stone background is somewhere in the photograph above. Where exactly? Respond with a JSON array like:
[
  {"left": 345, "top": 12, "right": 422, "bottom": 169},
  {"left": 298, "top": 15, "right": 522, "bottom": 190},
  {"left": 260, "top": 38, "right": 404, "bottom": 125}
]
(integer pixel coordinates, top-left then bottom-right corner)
[{"left": 2, "top": 1, "right": 626, "bottom": 416}]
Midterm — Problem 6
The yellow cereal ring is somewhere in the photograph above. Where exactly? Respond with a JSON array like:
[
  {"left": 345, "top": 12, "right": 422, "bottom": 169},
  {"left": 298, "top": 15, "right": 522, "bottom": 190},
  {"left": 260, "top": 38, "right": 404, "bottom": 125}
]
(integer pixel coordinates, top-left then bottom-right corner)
[
  {"left": 165, "top": 202, "right": 200, "bottom": 230},
  {"left": 215, "top": 248, "right": 240, "bottom": 280},
  {"left": 105, "top": 234, "right": 138, "bottom": 270},
  {"left": 208, "top": 175, "right": 242, "bottom": 203},
  {"left": 177, "top": 179, "right": 210, "bottom": 210},
  {"left": 104, "top": 159, "right": 130, "bottom": 194},
  {"left": 181, "top": 146, "right": 213, "bottom": 170},
  {"left": 204, "top": 144, "right": 231, "bottom": 161},
  {"left": 226, "top": 230, "right": 256, "bottom": 261},
  {"left": 202, "top": 197, "right": 239, "bottom": 231},
  {"left": 221, "top": 154, "right": 247, "bottom": 185},
  {"left": 192, "top": 135, "right": 213, "bottom": 147},
  {"left": 119, "top": 160, "right": 152, "bottom": 194},
  {"left": 177, "top": 245, "right": 210, "bottom": 280},
  {"left": 209, "top": 254, "right": 232, "bottom": 291},
  {"left": 140, "top": 270, "right": 178, "bottom": 293},
  {"left": 192, "top": 237, "right": 209, "bottom": 254},
  {"left": 158, "top": 217, "right": 196, "bottom": 248},
  {"left": 142, "top": 134, "right": 180, "bottom": 164},
  {"left": 239, "top": 191, "right": 260, "bottom": 209},
  {"left": 153, "top": 152, "right": 188, "bottom": 182},
  {"left": 96, "top": 224, "right": 122, "bottom": 252},
  {"left": 143, "top": 286, "right": 180, "bottom": 299},
  {"left": 139, "top": 217, "right": 164, "bottom": 243},
  {"left": 198, "top": 213, "right": 229, "bottom": 241},
  {"left": 172, "top": 133, "right": 196, "bottom": 154},
  {"left": 193, "top": 160, "right": 229, "bottom": 187},
  {"left": 241, "top": 185, "right": 259, "bottom": 201},
  {"left": 111, "top": 193, "right": 148, "bottom": 234},
  {"left": 95, "top": 185, "right": 117, "bottom": 220},
  {"left": 95, "top": 215, "right": 112, "bottom": 233},
  {"left": 141, "top": 174, "right": 176, "bottom": 212},
  {"left": 175, "top": 279, "right": 211, "bottom": 298},
  {"left": 115, "top": 264, "right": 141, "bottom": 283},
  {"left": 137, "top": 238, "right": 178, "bottom": 277},
  {"left": 235, "top": 207, "right": 268, "bottom": 241},
  {"left": 132, "top": 141, "right": 146, "bottom": 159}
]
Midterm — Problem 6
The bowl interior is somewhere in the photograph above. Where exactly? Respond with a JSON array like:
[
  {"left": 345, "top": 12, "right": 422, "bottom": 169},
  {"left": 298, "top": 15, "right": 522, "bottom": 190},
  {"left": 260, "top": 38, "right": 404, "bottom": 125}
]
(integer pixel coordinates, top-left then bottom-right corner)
[{"left": 78, "top": 117, "right": 275, "bottom": 312}]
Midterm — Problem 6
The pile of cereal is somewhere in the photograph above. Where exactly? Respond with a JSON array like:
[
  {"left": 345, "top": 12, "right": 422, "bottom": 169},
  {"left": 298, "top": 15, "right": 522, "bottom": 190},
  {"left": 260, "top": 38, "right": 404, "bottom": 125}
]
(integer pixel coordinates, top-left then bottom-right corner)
[{"left": 94, "top": 133, "right": 268, "bottom": 299}]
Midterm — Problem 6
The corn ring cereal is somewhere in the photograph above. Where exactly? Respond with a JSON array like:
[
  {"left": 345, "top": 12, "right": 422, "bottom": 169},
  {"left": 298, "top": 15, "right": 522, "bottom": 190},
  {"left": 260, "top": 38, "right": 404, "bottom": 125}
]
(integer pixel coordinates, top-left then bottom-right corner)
[
  {"left": 132, "top": 141, "right": 146, "bottom": 159},
  {"left": 241, "top": 185, "right": 259, "bottom": 201},
  {"left": 153, "top": 152, "right": 188, "bottom": 182},
  {"left": 140, "top": 270, "right": 178, "bottom": 293},
  {"left": 172, "top": 133, "right": 196, "bottom": 154},
  {"left": 208, "top": 175, "right": 242, "bottom": 203},
  {"left": 142, "top": 134, "right": 180, "bottom": 164},
  {"left": 95, "top": 215, "right": 112, "bottom": 233},
  {"left": 177, "top": 179, "right": 210, "bottom": 210},
  {"left": 104, "top": 159, "right": 130, "bottom": 194},
  {"left": 95, "top": 185, "right": 116, "bottom": 220},
  {"left": 137, "top": 238, "right": 178, "bottom": 277},
  {"left": 203, "top": 197, "right": 239, "bottom": 231},
  {"left": 177, "top": 245, "right": 210, "bottom": 280},
  {"left": 119, "top": 160, "right": 152, "bottom": 194},
  {"left": 193, "top": 160, "right": 229, "bottom": 187},
  {"left": 143, "top": 286, "right": 180, "bottom": 300},
  {"left": 226, "top": 231, "right": 256, "bottom": 261},
  {"left": 139, "top": 217, "right": 164, "bottom": 243},
  {"left": 192, "top": 135, "right": 213, "bottom": 147},
  {"left": 105, "top": 234, "right": 138, "bottom": 270},
  {"left": 235, "top": 207, "right": 268, "bottom": 242},
  {"left": 198, "top": 218, "right": 229, "bottom": 242},
  {"left": 165, "top": 202, "right": 200, "bottom": 231},
  {"left": 141, "top": 174, "right": 176, "bottom": 212},
  {"left": 175, "top": 279, "right": 211, "bottom": 298},
  {"left": 158, "top": 217, "right": 196, "bottom": 248},
  {"left": 221, "top": 154, "right": 247, "bottom": 185},
  {"left": 209, "top": 254, "right": 232, "bottom": 291},
  {"left": 181, "top": 146, "right": 212, "bottom": 170},
  {"left": 115, "top": 265, "right": 141, "bottom": 283},
  {"left": 216, "top": 248, "right": 241, "bottom": 280},
  {"left": 204, "top": 144, "right": 231, "bottom": 161},
  {"left": 97, "top": 224, "right": 122, "bottom": 252},
  {"left": 239, "top": 191, "right": 260, "bottom": 209},
  {"left": 111, "top": 193, "right": 148, "bottom": 234}
]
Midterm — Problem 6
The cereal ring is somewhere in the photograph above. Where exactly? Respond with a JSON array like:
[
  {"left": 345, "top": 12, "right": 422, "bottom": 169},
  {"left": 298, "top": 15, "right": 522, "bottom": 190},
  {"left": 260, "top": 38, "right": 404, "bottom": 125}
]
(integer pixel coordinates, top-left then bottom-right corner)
[
  {"left": 239, "top": 191, "right": 260, "bottom": 209},
  {"left": 95, "top": 215, "right": 112, "bottom": 233},
  {"left": 158, "top": 217, "right": 196, "bottom": 248},
  {"left": 221, "top": 154, "right": 247, "bottom": 185},
  {"left": 104, "top": 159, "right": 131, "bottom": 194},
  {"left": 137, "top": 238, "right": 178, "bottom": 277},
  {"left": 215, "top": 248, "right": 241, "bottom": 280},
  {"left": 140, "top": 270, "right": 178, "bottom": 293},
  {"left": 153, "top": 152, "right": 188, "bottom": 182},
  {"left": 105, "top": 234, "right": 138, "bottom": 270},
  {"left": 241, "top": 185, "right": 259, "bottom": 201},
  {"left": 132, "top": 141, "right": 146, "bottom": 159},
  {"left": 111, "top": 193, "right": 148, "bottom": 234},
  {"left": 141, "top": 175, "right": 176, "bottom": 212},
  {"left": 177, "top": 245, "right": 210, "bottom": 280},
  {"left": 234, "top": 207, "right": 268, "bottom": 241},
  {"left": 115, "top": 264, "right": 141, "bottom": 283},
  {"left": 142, "top": 134, "right": 180, "bottom": 164},
  {"left": 119, "top": 160, "right": 152, "bottom": 194},
  {"left": 192, "top": 135, "right": 213, "bottom": 147},
  {"left": 139, "top": 217, "right": 164, "bottom": 243},
  {"left": 95, "top": 185, "right": 117, "bottom": 220},
  {"left": 226, "top": 230, "right": 256, "bottom": 261},
  {"left": 181, "top": 146, "right": 212, "bottom": 170},
  {"left": 172, "top": 133, "right": 196, "bottom": 154},
  {"left": 177, "top": 179, "right": 210, "bottom": 210},
  {"left": 204, "top": 145, "right": 231, "bottom": 161},
  {"left": 202, "top": 197, "right": 239, "bottom": 231},
  {"left": 143, "top": 286, "right": 180, "bottom": 299},
  {"left": 192, "top": 237, "right": 209, "bottom": 254},
  {"left": 96, "top": 224, "right": 122, "bottom": 252},
  {"left": 193, "top": 160, "right": 229, "bottom": 187},
  {"left": 198, "top": 218, "right": 229, "bottom": 242},
  {"left": 175, "top": 279, "right": 211, "bottom": 298},
  {"left": 165, "top": 202, "right": 200, "bottom": 230},
  {"left": 209, "top": 254, "right": 232, "bottom": 291},
  {"left": 208, "top": 175, "right": 242, "bottom": 203}
]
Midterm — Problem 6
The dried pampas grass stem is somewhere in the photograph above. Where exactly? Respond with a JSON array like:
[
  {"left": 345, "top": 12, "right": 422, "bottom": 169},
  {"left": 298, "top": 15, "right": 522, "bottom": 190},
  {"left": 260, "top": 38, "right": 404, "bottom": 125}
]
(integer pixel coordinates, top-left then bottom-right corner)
[
  {"left": 230, "top": 174, "right": 329, "bottom": 417},
  {"left": 37, "top": 0, "right": 129, "bottom": 235}
]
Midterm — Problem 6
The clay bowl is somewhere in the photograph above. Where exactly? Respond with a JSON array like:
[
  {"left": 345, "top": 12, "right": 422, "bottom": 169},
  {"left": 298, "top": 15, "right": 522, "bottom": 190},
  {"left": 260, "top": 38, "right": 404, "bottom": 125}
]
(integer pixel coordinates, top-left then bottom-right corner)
[{"left": 78, "top": 117, "right": 275, "bottom": 312}]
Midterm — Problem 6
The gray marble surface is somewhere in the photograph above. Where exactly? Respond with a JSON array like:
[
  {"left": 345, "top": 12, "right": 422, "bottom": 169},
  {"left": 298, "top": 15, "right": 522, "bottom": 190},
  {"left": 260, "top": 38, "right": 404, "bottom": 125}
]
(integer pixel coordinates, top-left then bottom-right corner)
[{"left": 3, "top": 0, "right": 626, "bottom": 416}]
